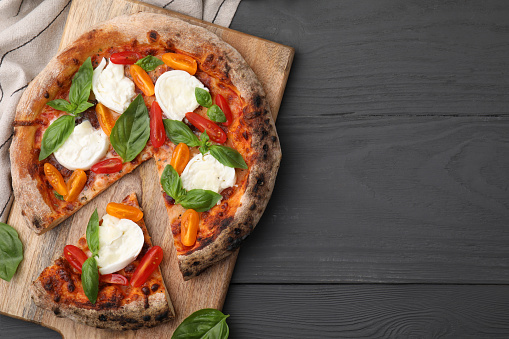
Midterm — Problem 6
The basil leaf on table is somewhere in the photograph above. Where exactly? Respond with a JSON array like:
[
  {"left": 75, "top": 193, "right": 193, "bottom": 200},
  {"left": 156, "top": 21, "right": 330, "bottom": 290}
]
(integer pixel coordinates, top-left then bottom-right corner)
[
  {"left": 207, "top": 104, "right": 226, "bottom": 123},
  {"left": 172, "top": 308, "right": 230, "bottom": 339},
  {"left": 69, "top": 57, "right": 93, "bottom": 107},
  {"left": 110, "top": 94, "right": 150, "bottom": 162},
  {"left": 160, "top": 165, "right": 186, "bottom": 201},
  {"left": 82, "top": 257, "right": 99, "bottom": 304},
  {"left": 209, "top": 145, "right": 248, "bottom": 169},
  {"left": 163, "top": 119, "right": 201, "bottom": 147},
  {"left": 135, "top": 55, "right": 164, "bottom": 72},
  {"left": 195, "top": 87, "right": 212, "bottom": 108},
  {"left": 179, "top": 189, "right": 222, "bottom": 212},
  {"left": 38, "top": 115, "right": 75, "bottom": 160},
  {"left": 0, "top": 223, "right": 23, "bottom": 282},
  {"left": 86, "top": 209, "right": 100, "bottom": 256}
]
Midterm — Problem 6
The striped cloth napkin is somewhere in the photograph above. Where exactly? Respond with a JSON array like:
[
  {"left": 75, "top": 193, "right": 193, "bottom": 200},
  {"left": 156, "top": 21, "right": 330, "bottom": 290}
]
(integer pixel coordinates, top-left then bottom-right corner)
[{"left": 0, "top": 0, "right": 241, "bottom": 223}]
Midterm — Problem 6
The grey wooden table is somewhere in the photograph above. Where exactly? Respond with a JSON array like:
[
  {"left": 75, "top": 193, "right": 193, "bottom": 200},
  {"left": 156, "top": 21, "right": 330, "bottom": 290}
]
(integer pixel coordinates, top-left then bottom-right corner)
[{"left": 3, "top": 0, "right": 509, "bottom": 337}]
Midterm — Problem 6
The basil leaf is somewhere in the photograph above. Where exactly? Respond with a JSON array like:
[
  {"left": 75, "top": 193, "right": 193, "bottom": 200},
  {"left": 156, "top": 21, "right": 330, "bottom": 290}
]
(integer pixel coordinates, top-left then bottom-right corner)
[
  {"left": 39, "top": 115, "right": 75, "bottom": 160},
  {"left": 69, "top": 57, "right": 93, "bottom": 107},
  {"left": 199, "top": 131, "right": 210, "bottom": 155},
  {"left": 209, "top": 145, "right": 248, "bottom": 169},
  {"left": 86, "top": 209, "right": 99, "bottom": 256},
  {"left": 110, "top": 94, "right": 150, "bottom": 162},
  {"left": 207, "top": 104, "right": 226, "bottom": 123},
  {"left": 54, "top": 191, "right": 65, "bottom": 201},
  {"left": 172, "top": 308, "right": 229, "bottom": 339},
  {"left": 135, "top": 55, "right": 164, "bottom": 72},
  {"left": 179, "top": 189, "right": 222, "bottom": 212},
  {"left": 81, "top": 257, "right": 99, "bottom": 304},
  {"left": 160, "top": 165, "right": 186, "bottom": 201},
  {"left": 46, "top": 99, "right": 74, "bottom": 112},
  {"left": 0, "top": 223, "right": 23, "bottom": 282},
  {"left": 163, "top": 119, "right": 200, "bottom": 147},
  {"left": 195, "top": 87, "right": 212, "bottom": 108},
  {"left": 74, "top": 101, "right": 94, "bottom": 115}
]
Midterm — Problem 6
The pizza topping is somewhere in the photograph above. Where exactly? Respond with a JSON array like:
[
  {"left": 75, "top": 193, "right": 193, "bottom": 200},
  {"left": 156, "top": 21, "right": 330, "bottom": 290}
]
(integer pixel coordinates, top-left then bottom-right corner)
[
  {"left": 92, "top": 58, "right": 136, "bottom": 113},
  {"left": 39, "top": 115, "right": 76, "bottom": 161},
  {"left": 95, "top": 213, "right": 144, "bottom": 275},
  {"left": 185, "top": 112, "right": 227, "bottom": 144},
  {"left": 100, "top": 273, "right": 128, "bottom": 285},
  {"left": 181, "top": 209, "right": 199, "bottom": 247},
  {"left": 180, "top": 152, "right": 236, "bottom": 194},
  {"left": 154, "top": 70, "right": 207, "bottom": 120},
  {"left": 109, "top": 94, "right": 150, "bottom": 162},
  {"left": 215, "top": 94, "right": 233, "bottom": 126},
  {"left": 106, "top": 202, "right": 144, "bottom": 222},
  {"left": 130, "top": 64, "right": 155, "bottom": 96},
  {"left": 53, "top": 120, "right": 110, "bottom": 170},
  {"left": 95, "top": 103, "right": 116, "bottom": 136},
  {"left": 82, "top": 256, "right": 99, "bottom": 304},
  {"left": 130, "top": 246, "right": 163, "bottom": 287},
  {"left": 90, "top": 158, "right": 123, "bottom": 174},
  {"left": 63, "top": 245, "right": 88, "bottom": 274},
  {"left": 135, "top": 55, "right": 164, "bottom": 72},
  {"left": 195, "top": 88, "right": 226, "bottom": 123},
  {"left": 109, "top": 51, "right": 141, "bottom": 65},
  {"left": 149, "top": 101, "right": 166, "bottom": 148},
  {"left": 64, "top": 169, "right": 87, "bottom": 202},
  {"left": 170, "top": 143, "right": 190, "bottom": 175},
  {"left": 161, "top": 52, "right": 197, "bottom": 75},
  {"left": 44, "top": 163, "right": 68, "bottom": 196}
]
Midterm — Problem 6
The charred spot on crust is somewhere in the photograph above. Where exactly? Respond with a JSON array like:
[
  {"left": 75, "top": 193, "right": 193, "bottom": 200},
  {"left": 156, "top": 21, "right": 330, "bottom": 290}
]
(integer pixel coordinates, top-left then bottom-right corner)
[
  {"left": 67, "top": 283, "right": 75, "bottom": 292},
  {"left": 272, "top": 135, "right": 277, "bottom": 142},
  {"left": 263, "top": 144, "right": 269, "bottom": 152},
  {"left": 223, "top": 62, "right": 231, "bottom": 79},
  {"left": 192, "top": 261, "right": 200, "bottom": 266},
  {"left": 151, "top": 284, "right": 159, "bottom": 292},
  {"left": 53, "top": 308, "right": 60, "bottom": 316},
  {"left": 166, "top": 40, "right": 175, "bottom": 50},
  {"left": 220, "top": 217, "right": 233, "bottom": 231},
  {"left": 234, "top": 228, "right": 241, "bottom": 235},
  {"left": 33, "top": 217, "right": 43, "bottom": 229},
  {"left": 227, "top": 237, "right": 243, "bottom": 251},
  {"left": 155, "top": 310, "right": 169, "bottom": 322},
  {"left": 44, "top": 92, "right": 49, "bottom": 99},
  {"left": 144, "top": 295, "right": 149, "bottom": 309},
  {"left": 99, "top": 314, "right": 107, "bottom": 321},
  {"left": 206, "top": 54, "right": 214, "bottom": 63},
  {"left": 124, "top": 318, "right": 138, "bottom": 324},
  {"left": 131, "top": 39, "right": 139, "bottom": 48},
  {"left": 143, "top": 315, "right": 151, "bottom": 322},
  {"left": 44, "top": 278, "right": 53, "bottom": 291},
  {"left": 53, "top": 295, "right": 61, "bottom": 303},
  {"left": 261, "top": 129, "right": 268, "bottom": 140},
  {"left": 253, "top": 95, "right": 262, "bottom": 108},
  {"left": 148, "top": 30, "right": 159, "bottom": 42},
  {"left": 28, "top": 163, "right": 40, "bottom": 177},
  {"left": 249, "top": 203, "right": 256, "bottom": 211},
  {"left": 72, "top": 58, "right": 79, "bottom": 65},
  {"left": 242, "top": 131, "right": 249, "bottom": 140},
  {"left": 141, "top": 287, "right": 150, "bottom": 295},
  {"left": 183, "top": 271, "right": 192, "bottom": 277},
  {"left": 56, "top": 80, "right": 63, "bottom": 88}
]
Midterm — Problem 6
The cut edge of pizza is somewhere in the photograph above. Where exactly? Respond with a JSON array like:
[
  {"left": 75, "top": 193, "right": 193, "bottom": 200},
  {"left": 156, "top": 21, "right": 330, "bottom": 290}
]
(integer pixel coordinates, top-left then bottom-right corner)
[{"left": 31, "top": 192, "right": 175, "bottom": 330}]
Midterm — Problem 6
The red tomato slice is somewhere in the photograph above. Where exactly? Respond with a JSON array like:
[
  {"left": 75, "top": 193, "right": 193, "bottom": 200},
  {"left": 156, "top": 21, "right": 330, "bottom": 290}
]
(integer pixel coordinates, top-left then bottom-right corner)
[
  {"left": 215, "top": 94, "right": 233, "bottom": 126},
  {"left": 185, "top": 112, "right": 227, "bottom": 144},
  {"left": 91, "top": 158, "right": 123, "bottom": 174},
  {"left": 100, "top": 274, "right": 129, "bottom": 286},
  {"left": 130, "top": 246, "right": 163, "bottom": 287},
  {"left": 63, "top": 245, "right": 88, "bottom": 274},
  {"left": 110, "top": 51, "right": 141, "bottom": 64},
  {"left": 149, "top": 101, "right": 166, "bottom": 148}
]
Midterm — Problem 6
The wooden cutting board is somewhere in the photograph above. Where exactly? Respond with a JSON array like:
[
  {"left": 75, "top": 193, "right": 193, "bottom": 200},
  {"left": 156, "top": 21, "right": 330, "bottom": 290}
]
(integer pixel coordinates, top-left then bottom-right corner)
[{"left": 0, "top": 0, "right": 293, "bottom": 337}]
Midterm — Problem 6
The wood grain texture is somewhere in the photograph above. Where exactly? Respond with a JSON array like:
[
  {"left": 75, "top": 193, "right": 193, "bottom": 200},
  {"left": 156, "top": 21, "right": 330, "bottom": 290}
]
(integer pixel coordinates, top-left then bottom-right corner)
[{"left": 0, "top": 0, "right": 292, "bottom": 337}]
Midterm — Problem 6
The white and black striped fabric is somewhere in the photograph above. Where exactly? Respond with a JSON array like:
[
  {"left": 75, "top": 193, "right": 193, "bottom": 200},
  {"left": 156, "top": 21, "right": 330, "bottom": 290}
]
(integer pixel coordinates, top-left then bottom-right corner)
[{"left": 0, "top": 0, "right": 241, "bottom": 223}]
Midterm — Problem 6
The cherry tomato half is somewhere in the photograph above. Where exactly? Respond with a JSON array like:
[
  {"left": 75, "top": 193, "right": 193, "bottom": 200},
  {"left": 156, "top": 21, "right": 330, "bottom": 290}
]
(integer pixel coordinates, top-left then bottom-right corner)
[
  {"left": 149, "top": 101, "right": 166, "bottom": 148},
  {"left": 181, "top": 209, "right": 199, "bottom": 247},
  {"left": 110, "top": 52, "right": 141, "bottom": 65},
  {"left": 106, "top": 202, "right": 143, "bottom": 222},
  {"left": 215, "top": 94, "right": 233, "bottom": 126},
  {"left": 170, "top": 143, "right": 190, "bottom": 175},
  {"left": 65, "top": 169, "right": 87, "bottom": 202},
  {"left": 96, "top": 103, "right": 116, "bottom": 136},
  {"left": 91, "top": 158, "right": 123, "bottom": 174},
  {"left": 44, "top": 163, "right": 68, "bottom": 196},
  {"left": 100, "top": 274, "right": 129, "bottom": 286},
  {"left": 161, "top": 53, "right": 197, "bottom": 75},
  {"left": 130, "top": 64, "right": 155, "bottom": 96},
  {"left": 130, "top": 246, "right": 163, "bottom": 287},
  {"left": 63, "top": 245, "right": 88, "bottom": 274},
  {"left": 185, "top": 112, "right": 227, "bottom": 144}
]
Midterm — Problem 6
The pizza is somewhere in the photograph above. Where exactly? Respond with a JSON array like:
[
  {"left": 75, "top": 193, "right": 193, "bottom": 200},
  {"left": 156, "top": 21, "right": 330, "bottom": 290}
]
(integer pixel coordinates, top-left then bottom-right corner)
[
  {"left": 10, "top": 12, "right": 281, "bottom": 281},
  {"left": 32, "top": 193, "right": 175, "bottom": 330}
]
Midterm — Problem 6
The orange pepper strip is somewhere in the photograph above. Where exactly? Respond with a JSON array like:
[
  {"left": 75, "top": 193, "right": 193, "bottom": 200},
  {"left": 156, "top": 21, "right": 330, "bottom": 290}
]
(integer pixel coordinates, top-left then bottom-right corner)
[
  {"left": 96, "top": 103, "right": 116, "bottom": 136},
  {"left": 44, "top": 163, "right": 68, "bottom": 196},
  {"left": 161, "top": 53, "right": 197, "bottom": 75},
  {"left": 181, "top": 209, "right": 199, "bottom": 247},
  {"left": 106, "top": 202, "right": 144, "bottom": 222},
  {"left": 129, "top": 64, "right": 155, "bottom": 96},
  {"left": 170, "top": 143, "right": 190, "bottom": 175},
  {"left": 64, "top": 169, "right": 87, "bottom": 202}
]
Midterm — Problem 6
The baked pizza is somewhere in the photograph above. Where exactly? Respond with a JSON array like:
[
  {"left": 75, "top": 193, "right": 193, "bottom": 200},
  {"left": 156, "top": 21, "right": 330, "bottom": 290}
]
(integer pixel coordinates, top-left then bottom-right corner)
[
  {"left": 32, "top": 193, "right": 175, "bottom": 330},
  {"left": 10, "top": 12, "right": 281, "bottom": 280}
]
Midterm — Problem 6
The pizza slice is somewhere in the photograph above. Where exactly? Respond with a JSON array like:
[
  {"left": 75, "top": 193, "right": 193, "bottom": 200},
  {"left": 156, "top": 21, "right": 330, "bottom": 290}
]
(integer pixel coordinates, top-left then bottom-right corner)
[{"left": 31, "top": 193, "right": 175, "bottom": 330}]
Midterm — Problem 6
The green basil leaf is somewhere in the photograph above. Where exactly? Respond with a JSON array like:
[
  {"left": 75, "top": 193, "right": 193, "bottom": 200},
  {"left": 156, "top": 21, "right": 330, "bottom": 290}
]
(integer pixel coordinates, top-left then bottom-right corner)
[
  {"left": 69, "top": 57, "right": 93, "bottom": 107},
  {"left": 199, "top": 131, "right": 210, "bottom": 155},
  {"left": 110, "top": 94, "right": 150, "bottom": 162},
  {"left": 135, "top": 55, "right": 164, "bottom": 72},
  {"left": 163, "top": 119, "right": 200, "bottom": 147},
  {"left": 207, "top": 104, "right": 226, "bottom": 123},
  {"left": 54, "top": 191, "right": 65, "bottom": 201},
  {"left": 81, "top": 257, "right": 99, "bottom": 304},
  {"left": 46, "top": 99, "right": 74, "bottom": 113},
  {"left": 0, "top": 223, "right": 23, "bottom": 282},
  {"left": 178, "top": 189, "right": 222, "bottom": 212},
  {"left": 172, "top": 308, "right": 229, "bottom": 339},
  {"left": 160, "top": 165, "right": 186, "bottom": 201},
  {"left": 39, "top": 115, "right": 75, "bottom": 160},
  {"left": 86, "top": 209, "right": 100, "bottom": 256},
  {"left": 195, "top": 87, "right": 212, "bottom": 108},
  {"left": 209, "top": 145, "right": 248, "bottom": 169},
  {"left": 74, "top": 101, "right": 94, "bottom": 115}
]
